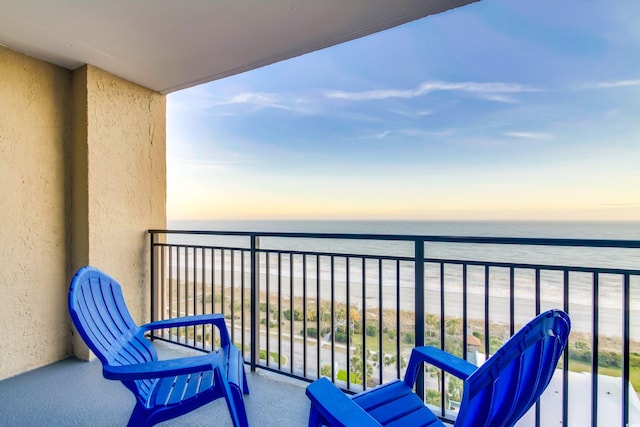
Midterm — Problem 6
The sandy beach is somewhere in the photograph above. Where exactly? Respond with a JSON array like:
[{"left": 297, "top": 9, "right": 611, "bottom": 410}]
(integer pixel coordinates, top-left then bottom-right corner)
[{"left": 160, "top": 264, "right": 638, "bottom": 342}]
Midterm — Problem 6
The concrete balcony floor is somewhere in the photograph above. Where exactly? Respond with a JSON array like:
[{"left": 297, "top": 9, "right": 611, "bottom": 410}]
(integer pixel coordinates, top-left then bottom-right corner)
[{"left": 0, "top": 342, "right": 310, "bottom": 426}]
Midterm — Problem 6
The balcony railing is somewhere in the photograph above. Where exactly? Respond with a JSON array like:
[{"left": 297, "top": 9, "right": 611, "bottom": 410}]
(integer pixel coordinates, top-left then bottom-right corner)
[{"left": 148, "top": 229, "right": 640, "bottom": 426}]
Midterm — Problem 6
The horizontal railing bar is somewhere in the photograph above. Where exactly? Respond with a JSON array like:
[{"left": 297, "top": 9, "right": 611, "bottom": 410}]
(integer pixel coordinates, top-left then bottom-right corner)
[
  {"left": 150, "top": 338, "right": 309, "bottom": 385},
  {"left": 252, "top": 365, "right": 364, "bottom": 397},
  {"left": 153, "top": 241, "right": 415, "bottom": 262},
  {"left": 423, "top": 258, "right": 640, "bottom": 275},
  {"left": 152, "top": 240, "right": 640, "bottom": 275},
  {"left": 150, "top": 335, "right": 210, "bottom": 353},
  {"left": 256, "top": 248, "right": 412, "bottom": 262},
  {"left": 149, "top": 229, "right": 640, "bottom": 248},
  {"left": 151, "top": 242, "right": 248, "bottom": 252},
  {"left": 259, "top": 249, "right": 409, "bottom": 261}
]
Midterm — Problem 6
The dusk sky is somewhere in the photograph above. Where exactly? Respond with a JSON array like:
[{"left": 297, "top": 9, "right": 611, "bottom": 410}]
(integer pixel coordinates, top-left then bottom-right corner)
[{"left": 167, "top": 0, "right": 639, "bottom": 221}]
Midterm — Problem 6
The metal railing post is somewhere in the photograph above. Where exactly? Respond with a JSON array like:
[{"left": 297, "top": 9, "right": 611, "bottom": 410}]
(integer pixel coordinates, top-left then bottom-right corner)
[
  {"left": 414, "top": 238, "right": 425, "bottom": 400},
  {"left": 250, "top": 235, "right": 260, "bottom": 371},
  {"left": 150, "top": 231, "right": 156, "bottom": 325}
]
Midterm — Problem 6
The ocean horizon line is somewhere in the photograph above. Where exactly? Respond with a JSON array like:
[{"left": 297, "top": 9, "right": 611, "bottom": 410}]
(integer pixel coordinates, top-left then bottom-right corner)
[{"left": 169, "top": 218, "right": 640, "bottom": 224}]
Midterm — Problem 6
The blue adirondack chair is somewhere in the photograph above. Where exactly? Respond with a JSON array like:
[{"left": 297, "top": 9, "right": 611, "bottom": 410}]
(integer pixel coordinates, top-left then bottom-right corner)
[
  {"left": 68, "top": 266, "right": 249, "bottom": 427},
  {"left": 306, "top": 309, "right": 570, "bottom": 427}
]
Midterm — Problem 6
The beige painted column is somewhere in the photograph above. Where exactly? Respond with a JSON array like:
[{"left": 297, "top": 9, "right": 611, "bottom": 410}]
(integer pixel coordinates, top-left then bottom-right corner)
[
  {"left": 0, "top": 46, "right": 72, "bottom": 379},
  {"left": 70, "top": 65, "right": 166, "bottom": 359}
]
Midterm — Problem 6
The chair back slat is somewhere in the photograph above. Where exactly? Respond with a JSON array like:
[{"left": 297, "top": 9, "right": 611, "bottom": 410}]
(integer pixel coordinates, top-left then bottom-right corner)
[
  {"left": 69, "top": 266, "right": 157, "bottom": 367},
  {"left": 455, "top": 310, "right": 570, "bottom": 427}
]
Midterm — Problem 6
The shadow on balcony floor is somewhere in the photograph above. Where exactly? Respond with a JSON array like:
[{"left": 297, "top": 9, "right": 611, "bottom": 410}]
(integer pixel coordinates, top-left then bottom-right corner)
[{"left": 0, "top": 342, "right": 310, "bottom": 426}]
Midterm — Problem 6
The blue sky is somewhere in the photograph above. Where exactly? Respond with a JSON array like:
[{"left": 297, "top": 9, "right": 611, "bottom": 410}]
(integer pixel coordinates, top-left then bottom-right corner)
[{"left": 167, "top": 0, "right": 639, "bottom": 221}]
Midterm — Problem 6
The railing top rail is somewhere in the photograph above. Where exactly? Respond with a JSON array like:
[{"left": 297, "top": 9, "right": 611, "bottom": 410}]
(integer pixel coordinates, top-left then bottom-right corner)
[{"left": 148, "top": 229, "right": 640, "bottom": 249}]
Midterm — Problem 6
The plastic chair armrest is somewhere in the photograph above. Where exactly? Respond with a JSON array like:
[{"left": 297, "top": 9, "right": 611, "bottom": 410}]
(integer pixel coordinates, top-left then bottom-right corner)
[
  {"left": 103, "top": 352, "right": 220, "bottom": 380},
  {"left": 404, "top": 346, "right": 476, "bottom": 387},
  {"left": 306, "top": 378, "right": 381, "bottom": 427},
  {"left": 141, "top": 314, "right": 231, "bottom": 347}
]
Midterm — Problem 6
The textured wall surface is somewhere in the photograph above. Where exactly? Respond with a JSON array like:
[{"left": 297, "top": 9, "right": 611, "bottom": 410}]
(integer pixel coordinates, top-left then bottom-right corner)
[
  {"left": 0, "top": 46, "right": 72, "bottom": 379},
  {"left": 72, "top": 64, "right": 166, "bottom": 332},
  {"left": 0, "top": 46, "right": 166, "bottom": 378}
]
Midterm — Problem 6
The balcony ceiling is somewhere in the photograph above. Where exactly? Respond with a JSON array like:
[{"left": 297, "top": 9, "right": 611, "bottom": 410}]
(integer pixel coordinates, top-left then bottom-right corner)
[{"left": 0, "top": 0, "right": 477, "bottom": 94}]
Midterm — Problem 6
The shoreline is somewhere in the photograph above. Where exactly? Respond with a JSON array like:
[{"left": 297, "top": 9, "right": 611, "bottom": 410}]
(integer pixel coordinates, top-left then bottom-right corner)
[{"left": 160, "top": 276, "right": 640, "bottom": 346}]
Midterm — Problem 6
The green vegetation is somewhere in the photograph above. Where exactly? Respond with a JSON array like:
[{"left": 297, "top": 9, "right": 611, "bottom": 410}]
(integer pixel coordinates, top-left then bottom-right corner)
[
  {"left": 336, "top": 369, "right": 358, "bottom": 383},
  {"left": 334, "top": 326, "right": 348, "bottom": 343},
  {"left": 177, "top": 291, "right": 640, "bottom": 394},
  {"left": 425, "top": 389, "right": 442, "bottom": 406},
  {"left": 260, "top": 318, "right": 277, "bottom": 328},
  {"left": 403, "top": 331, "right": 415, "bottom": 345},
  {"left": 447, "top": 376, "right": 463, "bottom": 404},
  {"left": 365, "top": 323, "right": 378, "bottom": 337},
  {"left": 320, "top": 364, "right": 332, "bottom": 378},
  {"left": 259, "top": 349, "right": 285, "bottom": 365},
  {"left": 283, "top": 308, "right": 304, "bottom": 321},
  {"left": 384, "top": 328, "right": 396, "bottom": 340},
  {"left": 566, "top": 343, "right": 640, "bottom": 391}
]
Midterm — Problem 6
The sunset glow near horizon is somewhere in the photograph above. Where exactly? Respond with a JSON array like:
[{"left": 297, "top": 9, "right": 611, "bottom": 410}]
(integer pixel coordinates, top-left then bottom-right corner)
[{"left": 167, "top": 0, "right": 640, "bottom": 221}]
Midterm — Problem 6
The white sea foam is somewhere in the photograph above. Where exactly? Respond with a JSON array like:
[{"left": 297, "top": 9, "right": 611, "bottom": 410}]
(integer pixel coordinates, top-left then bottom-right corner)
[{"left": 162, "top": 219, "right": 640, "bottom": 337}]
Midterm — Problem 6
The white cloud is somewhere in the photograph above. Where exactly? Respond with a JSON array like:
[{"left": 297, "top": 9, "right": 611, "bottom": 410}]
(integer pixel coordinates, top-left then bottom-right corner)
[
  {"left": 216, "top": 92, "right": 311, "bottom": 113},
  {"left": 325, "top": 80, "right": 538, "bottom": 102},
  {"left": 226, "top": 92, "right": 280, "bottom": 105},
  {"left": 581, "top": 79, "right": 640, "bottom": 89},
  {"left": 170, "top": 86, "right": 318, "bottom": 115},
  {"left": 363, "top": 128, "right": 456, "bottom": 141},
  {"left": 389, "top": 109, "right": 435, "bottom": 118},
  {"left": 478, "top": 94, "right": 519, "bottom": 104},
  {"left": 504, "top": 131, "right": 553, "bottom": 140}
]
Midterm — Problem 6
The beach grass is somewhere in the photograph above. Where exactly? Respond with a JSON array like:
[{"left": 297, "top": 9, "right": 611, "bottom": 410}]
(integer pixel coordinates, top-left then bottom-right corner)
[
  {"left": 568, "top": 360, "right": 640, "bottom": 392},
  {"left": 165, "top": 283, "right": 640, "bottom": 395}
]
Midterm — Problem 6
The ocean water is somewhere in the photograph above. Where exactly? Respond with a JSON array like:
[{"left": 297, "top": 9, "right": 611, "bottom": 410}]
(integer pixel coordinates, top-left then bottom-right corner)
[
  {"left": 168, "top": 219, "right": 640, "bottom": 237},
  {"left": 168, "top": 219, "right": 640, "bottom": 268},
  {"left": 169, "top": 219, "right": 640, "bottom": 240},
  {"left": 165, "top": 220, "right": 640, "bottom": 336}
]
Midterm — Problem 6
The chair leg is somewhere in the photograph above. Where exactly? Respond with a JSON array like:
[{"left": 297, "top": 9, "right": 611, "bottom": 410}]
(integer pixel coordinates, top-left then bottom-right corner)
[
  {"left": 308, "top": 405, "right": 323, "bottom": 427},
  {"left": 216, "top": 367, "right": 248, "bottom": 427},
  {"left": 242, "top": 366, "right": 250, "bottom": 395},
  {"left": 230, "top": 382, "right": 250, "bottom": 427},
  {"left": 128, "top": 402, "right": 152, "bottom": 427}
]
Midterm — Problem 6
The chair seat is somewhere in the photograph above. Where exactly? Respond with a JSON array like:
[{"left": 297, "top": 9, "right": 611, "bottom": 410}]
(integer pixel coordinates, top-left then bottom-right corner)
[
  {"left": 152, "top": 368, "right": 217, "bottom": 407},
  {"left": 353, "top": 380, "right": 443, "bottom": 427},
  {"left": 148, "top": 345, "right": 247, "bottom": 408}
]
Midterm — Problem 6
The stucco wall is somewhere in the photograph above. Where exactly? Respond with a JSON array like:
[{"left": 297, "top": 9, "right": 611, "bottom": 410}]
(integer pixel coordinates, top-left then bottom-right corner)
[
  {"left": 0, "top": 46, "right": 166, "bottom": 378},
  {"left": 0, "top": 46, "right": 72, "bottom": 378},
  {"left": 71, "top": 64, "right": 166, "bottom": 332}
]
